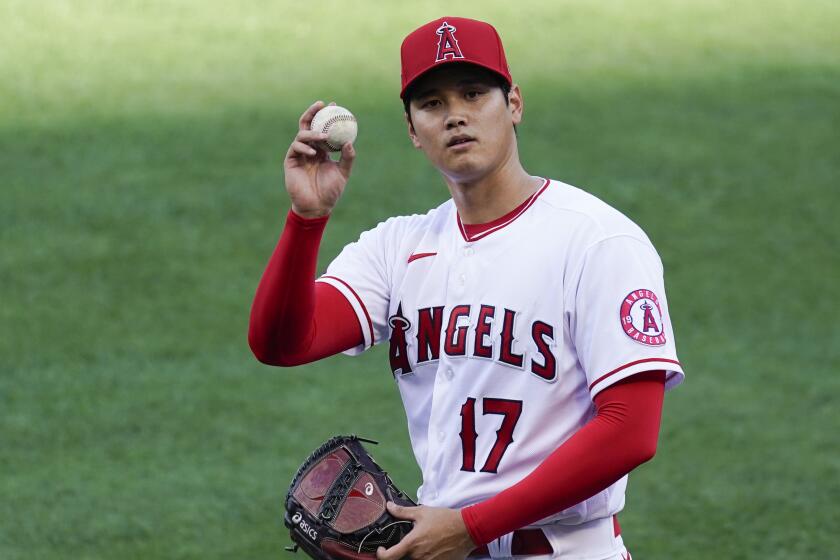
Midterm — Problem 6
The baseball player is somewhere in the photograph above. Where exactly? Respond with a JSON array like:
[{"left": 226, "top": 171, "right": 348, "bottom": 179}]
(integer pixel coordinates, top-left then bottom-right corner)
[{"left": 250, "top": 16, "right": 684, "bottom": 560}]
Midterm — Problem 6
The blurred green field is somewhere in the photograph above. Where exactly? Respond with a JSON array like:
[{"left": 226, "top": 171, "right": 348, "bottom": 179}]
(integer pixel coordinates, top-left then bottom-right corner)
[{"left": 2, "top": 0, "right": 839, "bottom": 558}]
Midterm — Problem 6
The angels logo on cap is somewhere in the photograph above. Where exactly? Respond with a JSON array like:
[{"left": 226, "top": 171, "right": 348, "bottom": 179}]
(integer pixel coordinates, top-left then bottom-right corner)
[
  {"left": 620, "top": 289, "right": 667, "bottom": 346},
  {"left": 399, "top": 16, "right": 513, "bottom": 99},
  {"left": 435, "top": 21, "right": 465, "bottom": 62}
]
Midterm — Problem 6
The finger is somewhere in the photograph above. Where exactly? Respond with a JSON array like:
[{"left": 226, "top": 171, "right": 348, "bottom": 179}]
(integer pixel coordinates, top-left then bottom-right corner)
[
  {"left": 337, "top": 142, "right": 355, "bottom": 177},
  {"left": 295, "top": 130, "right": 329, "bottom": 143},
  {"left": 298, "top": 100, "right": 326, "bottom": 131},
  {"left": 287, "top": 140, "right": 318, "bottom": 158},
  {"left": 376, "top": 537, "right": 412, "bottom": 560},
  {"left": 387, "top": 501, "right": 420, "bottom": 521}
]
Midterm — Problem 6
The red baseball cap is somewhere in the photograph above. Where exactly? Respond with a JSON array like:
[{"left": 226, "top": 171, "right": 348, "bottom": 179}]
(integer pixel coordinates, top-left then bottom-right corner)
[{"left": 400, "top": 16, "right": 512, "bottom": 100}]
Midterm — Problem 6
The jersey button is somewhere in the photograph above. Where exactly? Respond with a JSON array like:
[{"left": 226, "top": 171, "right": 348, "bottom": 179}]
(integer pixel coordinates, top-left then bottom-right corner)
[
  {"left": 463, "top": 247, "right": 474, "bottom": 257},
  {"left": 445, "top": 368, "right": 454, "bottom": 380},
  {"left": 438, "top": 431, "right": 445, "bottom": 442},
  {"left": 458, "top": 274, "right": 466, "bottom": 285}
]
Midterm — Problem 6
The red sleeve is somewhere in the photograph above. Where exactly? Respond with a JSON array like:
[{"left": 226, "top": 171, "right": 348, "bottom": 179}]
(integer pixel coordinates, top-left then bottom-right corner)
[
  {"left": 460, "top": 371, "right": 666, "bottom": 546},
  {"left": 248, "top": 210, "right": 363, "bottom": 366}
]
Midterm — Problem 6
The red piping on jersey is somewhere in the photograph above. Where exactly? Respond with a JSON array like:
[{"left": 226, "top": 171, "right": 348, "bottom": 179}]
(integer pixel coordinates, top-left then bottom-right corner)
[
  {"left": 456, "top": 178, "right": 550, "bottom": 242},
  {"left": 320, "top": 275, "right": 374, "bottom": 348},
  {"left": 407, "top": 252, "right": 437, "bottom": 264},
  {"left": 589, "top": 358, "right": 681, "bottom": 391}
]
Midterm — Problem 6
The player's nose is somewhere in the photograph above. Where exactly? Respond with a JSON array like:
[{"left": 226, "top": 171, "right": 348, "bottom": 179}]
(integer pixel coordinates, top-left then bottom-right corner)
[{"left": 445, "top": 113, "right": 467, "bottom": 129}]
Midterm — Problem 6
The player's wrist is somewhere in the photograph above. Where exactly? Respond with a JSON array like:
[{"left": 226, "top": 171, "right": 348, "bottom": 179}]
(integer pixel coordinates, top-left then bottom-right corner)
[
  {"left": 286, "top": 208, "right": 331, "bottom": 234},
  {"left": 459, "top": 506, "right": 484, "bottom": 548},
  {"left": 289, "top": 205, "right": 332, "bottom": 222}
]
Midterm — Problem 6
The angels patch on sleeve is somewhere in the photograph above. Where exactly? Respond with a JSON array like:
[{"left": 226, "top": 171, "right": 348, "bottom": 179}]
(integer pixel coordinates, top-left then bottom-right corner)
[{"left": 620, "top": 289, "right": 666, "bottom": 346}]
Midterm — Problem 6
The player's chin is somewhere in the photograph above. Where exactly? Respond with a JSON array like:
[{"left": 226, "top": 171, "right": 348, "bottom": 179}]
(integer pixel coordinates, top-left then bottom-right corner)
[{"left": 438, "top": 152, "right": 488, "bottom": 179}]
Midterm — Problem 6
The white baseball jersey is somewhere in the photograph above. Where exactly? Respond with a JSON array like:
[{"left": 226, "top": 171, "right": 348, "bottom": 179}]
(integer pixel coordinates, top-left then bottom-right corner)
[{"left": 316, "top": 178, "right": 685, "bottom": 526}]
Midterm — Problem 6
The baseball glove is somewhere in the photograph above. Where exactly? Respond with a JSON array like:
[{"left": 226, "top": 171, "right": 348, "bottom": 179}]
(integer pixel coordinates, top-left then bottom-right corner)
[{"left": 284, "top": 435, "right": 416, "bottom": 560}]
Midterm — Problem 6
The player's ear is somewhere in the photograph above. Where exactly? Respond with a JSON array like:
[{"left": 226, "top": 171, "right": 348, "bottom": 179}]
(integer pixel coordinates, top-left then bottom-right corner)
[
  {"left": 509, "top": 84, "right": 523, "bottom": 126},
  {"left": 405, "top": 112, "right": 422, "bottom": 149}
]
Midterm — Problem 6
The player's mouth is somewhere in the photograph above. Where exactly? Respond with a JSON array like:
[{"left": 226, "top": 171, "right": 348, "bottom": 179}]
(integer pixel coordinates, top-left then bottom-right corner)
[{"left": 446, "top": 135, "right": 476, "bottom": 150}]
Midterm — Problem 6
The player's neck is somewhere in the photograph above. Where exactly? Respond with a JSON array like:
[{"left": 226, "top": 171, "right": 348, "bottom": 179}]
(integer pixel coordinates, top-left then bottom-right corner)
[{"left": 446, "top": 160, "right": 540, "bottom": 225}]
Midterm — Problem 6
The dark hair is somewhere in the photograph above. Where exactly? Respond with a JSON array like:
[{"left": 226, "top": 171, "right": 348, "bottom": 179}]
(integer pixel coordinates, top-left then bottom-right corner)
[{"left": 403, "top": 73, "right": 512, "bottom": 125}]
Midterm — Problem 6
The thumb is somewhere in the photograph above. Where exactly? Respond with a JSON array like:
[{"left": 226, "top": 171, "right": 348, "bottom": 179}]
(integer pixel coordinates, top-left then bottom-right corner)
[
  {"left": 337, "top": 142, "right": 355, "bottom": 177},
  {"left": 386, "top": 501, "right": 419, "bottom": 520}
]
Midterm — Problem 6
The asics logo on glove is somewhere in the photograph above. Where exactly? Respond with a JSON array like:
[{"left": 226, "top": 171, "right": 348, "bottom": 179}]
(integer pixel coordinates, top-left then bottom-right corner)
[{"left": 292, "top": 512, "right": 319, "bottom": 541}]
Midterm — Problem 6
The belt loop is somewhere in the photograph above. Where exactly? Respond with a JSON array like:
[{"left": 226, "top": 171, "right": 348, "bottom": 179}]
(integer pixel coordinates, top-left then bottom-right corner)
[{"left": 487, "top": 531, "right": 514, "bottom": 559}]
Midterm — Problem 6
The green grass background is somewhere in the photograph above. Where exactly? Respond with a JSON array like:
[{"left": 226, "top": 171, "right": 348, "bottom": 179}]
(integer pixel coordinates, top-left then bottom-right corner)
[{"left": 2, "top": 0, "right": 838, "bottom": 558}]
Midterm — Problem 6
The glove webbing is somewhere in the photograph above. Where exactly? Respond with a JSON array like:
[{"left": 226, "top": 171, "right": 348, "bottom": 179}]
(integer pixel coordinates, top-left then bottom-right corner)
[{"left": 319, "top": 449, "right": 361, "bottom": 522}]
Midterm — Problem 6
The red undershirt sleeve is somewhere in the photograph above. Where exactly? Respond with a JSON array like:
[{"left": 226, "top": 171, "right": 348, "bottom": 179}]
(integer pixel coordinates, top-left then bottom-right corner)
[
  {"left": 460, "top": 370, "right": 666, "bottom": 546},
  {"left": 248, "top": 210, "right": 364, "bottom": 366}
]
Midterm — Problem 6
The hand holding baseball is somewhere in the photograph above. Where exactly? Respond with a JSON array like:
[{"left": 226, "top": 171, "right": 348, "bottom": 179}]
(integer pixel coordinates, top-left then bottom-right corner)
[{"left": 284, "top": 101, "right": 356, "bottom": 219}]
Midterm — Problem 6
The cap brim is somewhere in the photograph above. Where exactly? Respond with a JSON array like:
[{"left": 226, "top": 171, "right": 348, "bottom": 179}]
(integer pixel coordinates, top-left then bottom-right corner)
[{"left": 400, "top": 60, "right": 512, "bottom": 100}]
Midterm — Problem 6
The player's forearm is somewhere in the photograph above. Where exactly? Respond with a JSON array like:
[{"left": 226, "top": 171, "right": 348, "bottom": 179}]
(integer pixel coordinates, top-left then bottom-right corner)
[
  {"left": 461, "top": 372, "right": 666, "bottom": 546},
  {"left": 248, "top": 210, "right": 328, "bottom": 365}
]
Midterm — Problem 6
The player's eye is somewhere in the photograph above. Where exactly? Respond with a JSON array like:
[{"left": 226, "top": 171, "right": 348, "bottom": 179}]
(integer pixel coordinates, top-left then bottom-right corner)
[
  {"left": 466, "top": 90, "right": 481, "bottom": 99},
  {"left": 421, "top": 99, "right": 440, "bottom": 109}
]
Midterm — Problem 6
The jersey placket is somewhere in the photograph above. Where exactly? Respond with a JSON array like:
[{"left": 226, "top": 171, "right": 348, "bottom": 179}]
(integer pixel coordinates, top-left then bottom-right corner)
[{"left": 421, "top": 231, "right": 479, "bottom": 504}]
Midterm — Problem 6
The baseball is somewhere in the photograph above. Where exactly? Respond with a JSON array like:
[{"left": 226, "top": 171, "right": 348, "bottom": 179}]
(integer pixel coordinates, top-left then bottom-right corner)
[{"left": 310, "top": 105, "right": 357, "bottom": 152}]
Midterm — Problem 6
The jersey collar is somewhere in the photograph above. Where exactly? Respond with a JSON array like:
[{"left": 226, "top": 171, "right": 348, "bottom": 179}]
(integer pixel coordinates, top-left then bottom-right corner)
[{"left": 456, "top": 178, "right": 550, "bottom": 242}]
